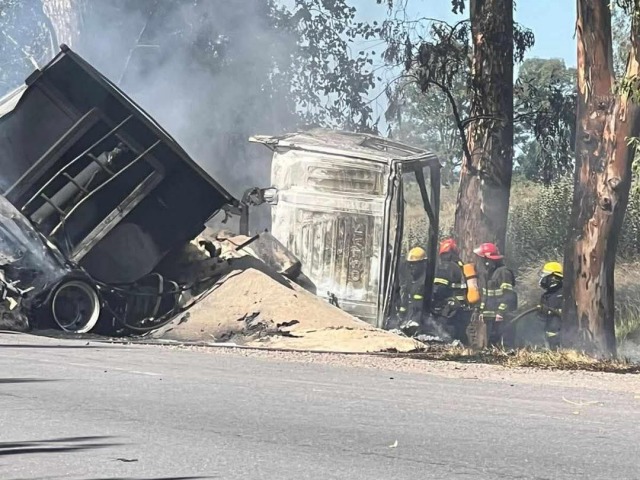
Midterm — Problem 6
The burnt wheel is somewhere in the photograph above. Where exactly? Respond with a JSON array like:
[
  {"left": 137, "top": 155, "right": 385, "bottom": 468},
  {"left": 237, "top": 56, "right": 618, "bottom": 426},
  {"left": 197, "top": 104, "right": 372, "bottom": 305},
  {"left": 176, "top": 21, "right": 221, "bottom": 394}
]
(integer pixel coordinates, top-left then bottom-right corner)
[{"left": 51, "top": 280, "right": 100, "bottom": 333}]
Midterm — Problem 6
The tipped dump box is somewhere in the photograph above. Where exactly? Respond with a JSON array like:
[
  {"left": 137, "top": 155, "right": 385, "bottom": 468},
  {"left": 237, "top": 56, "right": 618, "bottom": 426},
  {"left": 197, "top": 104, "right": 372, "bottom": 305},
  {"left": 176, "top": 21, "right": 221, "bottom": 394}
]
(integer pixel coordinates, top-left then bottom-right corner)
[
  {"left": 0, "top": 45, "right": 237, "bottom": 284},
  {"left": 0, "top": 46, "right": 239, "bottom": 334}
]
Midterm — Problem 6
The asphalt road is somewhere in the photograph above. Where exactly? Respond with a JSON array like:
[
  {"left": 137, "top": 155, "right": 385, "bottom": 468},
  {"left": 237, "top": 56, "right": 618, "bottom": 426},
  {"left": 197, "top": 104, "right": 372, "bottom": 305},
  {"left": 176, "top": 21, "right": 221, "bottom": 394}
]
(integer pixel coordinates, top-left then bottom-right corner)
[{"left": 1, "top": 333, "right": 639, "bottom": 480}]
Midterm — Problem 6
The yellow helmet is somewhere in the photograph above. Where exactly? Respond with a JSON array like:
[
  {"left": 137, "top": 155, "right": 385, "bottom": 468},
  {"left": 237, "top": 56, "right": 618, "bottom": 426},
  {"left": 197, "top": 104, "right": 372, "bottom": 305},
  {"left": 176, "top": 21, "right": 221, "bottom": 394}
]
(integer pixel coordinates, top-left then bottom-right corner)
[
  {"left": 541, "top": 261, "right": 563, "bottom": 278},
  {"left": 407, "top": 246, "right": 427, "bottom": 262}
]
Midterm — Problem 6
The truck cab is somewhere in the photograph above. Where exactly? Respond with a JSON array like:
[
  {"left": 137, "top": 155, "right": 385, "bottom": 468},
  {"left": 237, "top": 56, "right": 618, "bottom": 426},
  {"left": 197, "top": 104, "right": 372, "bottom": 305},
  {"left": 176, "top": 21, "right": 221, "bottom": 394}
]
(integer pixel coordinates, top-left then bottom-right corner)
[{"left": 250, "top": 129, "right": 441, "bottom": 328}]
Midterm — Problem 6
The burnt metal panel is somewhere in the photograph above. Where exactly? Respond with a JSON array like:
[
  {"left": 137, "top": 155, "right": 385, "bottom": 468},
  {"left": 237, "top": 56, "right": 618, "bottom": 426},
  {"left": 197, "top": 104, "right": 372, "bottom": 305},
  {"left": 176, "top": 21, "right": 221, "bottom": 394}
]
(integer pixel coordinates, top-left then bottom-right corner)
[
  {"left": 0, "top": 46, "right": 237, "bottom": 284},
  {"left": 269, "top": 149, "right": 388, "bottom": 322},
  {"left": 254, "top": 129, "right": 442, "bottom": 327}
]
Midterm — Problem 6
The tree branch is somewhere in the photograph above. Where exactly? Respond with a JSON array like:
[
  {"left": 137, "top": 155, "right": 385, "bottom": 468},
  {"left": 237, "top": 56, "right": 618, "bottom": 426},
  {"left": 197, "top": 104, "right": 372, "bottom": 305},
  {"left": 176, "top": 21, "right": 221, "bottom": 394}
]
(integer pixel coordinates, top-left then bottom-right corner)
[
  {"left": 430, "top": 78, "right": 478, "bottom": 175},
  {"left": 460, "top": 114, "right": 501, "bottom": 128}
]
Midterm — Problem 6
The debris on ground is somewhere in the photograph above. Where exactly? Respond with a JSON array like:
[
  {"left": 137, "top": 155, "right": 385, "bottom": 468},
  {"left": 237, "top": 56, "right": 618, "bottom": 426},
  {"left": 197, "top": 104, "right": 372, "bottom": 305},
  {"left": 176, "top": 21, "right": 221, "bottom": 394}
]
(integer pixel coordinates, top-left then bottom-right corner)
[
  {"left": 155, "top": 267, "right": 424, "bottom": 353},
  {"left": 196, "top": 229, "right": 317, "bottom": 293}
]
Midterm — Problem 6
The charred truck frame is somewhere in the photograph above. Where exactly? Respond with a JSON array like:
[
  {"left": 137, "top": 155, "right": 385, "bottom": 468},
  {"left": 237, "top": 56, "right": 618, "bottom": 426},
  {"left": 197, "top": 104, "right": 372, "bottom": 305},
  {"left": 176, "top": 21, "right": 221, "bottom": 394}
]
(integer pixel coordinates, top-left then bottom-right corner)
[
  {"left": 248, "top": 130, "right": 441, "bottom": 329},
  {"left": 0, "top": 46, "right": 239, "bottom": 334}
]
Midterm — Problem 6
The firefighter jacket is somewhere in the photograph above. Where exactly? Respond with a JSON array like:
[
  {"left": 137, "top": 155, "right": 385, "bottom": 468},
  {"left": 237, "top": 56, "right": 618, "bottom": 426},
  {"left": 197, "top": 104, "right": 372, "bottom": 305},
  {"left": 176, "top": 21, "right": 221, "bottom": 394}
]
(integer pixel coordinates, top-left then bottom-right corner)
[
  {"left": 432, "top": 254, "right": 466, "bottom": 313},
  {"left": 398, "top": 270, "right": 426, "bottom": 320},
  {"left": 479, "top": 264, "right": 517, "bottom": 319},
  {"left": 539, "top": 286, "right": 562, "bottom": 345}
]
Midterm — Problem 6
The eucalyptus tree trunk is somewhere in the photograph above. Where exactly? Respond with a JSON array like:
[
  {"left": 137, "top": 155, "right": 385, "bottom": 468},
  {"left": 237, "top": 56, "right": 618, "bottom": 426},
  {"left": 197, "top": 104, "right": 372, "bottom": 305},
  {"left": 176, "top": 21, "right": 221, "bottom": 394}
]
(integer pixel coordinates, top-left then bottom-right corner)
[
  {"left": 453, "top": 0, "right": 514, "bottom": 259},
  {"left": 562, "top": 0, "right": 640, "bottom": 356}
]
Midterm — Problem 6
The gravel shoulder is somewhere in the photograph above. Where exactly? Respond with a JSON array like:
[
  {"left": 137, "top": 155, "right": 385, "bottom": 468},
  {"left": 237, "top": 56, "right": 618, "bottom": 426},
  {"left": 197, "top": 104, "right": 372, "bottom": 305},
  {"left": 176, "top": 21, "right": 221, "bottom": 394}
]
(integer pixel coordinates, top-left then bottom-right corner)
[
  {"left": 181, "top": 345, "right": 640, "bottom": 394},
  {"left": 6, "top": 331, "right": 640, "bottom": 395}
]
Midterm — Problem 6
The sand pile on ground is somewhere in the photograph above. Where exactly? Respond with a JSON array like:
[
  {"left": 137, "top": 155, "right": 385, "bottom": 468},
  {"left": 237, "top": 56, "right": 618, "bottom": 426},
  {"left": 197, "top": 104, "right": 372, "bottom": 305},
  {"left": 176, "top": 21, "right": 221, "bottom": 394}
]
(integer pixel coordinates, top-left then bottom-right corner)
[{"left": 158, "top": 267, "right": 423, "bottom": 353}]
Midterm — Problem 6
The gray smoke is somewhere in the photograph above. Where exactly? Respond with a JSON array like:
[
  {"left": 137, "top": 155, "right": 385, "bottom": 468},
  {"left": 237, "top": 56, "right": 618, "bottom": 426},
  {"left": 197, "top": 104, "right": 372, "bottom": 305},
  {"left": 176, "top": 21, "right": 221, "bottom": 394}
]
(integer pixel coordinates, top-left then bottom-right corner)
[
  {"left": 1, "top": 0, "right": 381, "bottom": 234},
  {"left": 62, "top": 0, "right": 303, "bottom": 230}
]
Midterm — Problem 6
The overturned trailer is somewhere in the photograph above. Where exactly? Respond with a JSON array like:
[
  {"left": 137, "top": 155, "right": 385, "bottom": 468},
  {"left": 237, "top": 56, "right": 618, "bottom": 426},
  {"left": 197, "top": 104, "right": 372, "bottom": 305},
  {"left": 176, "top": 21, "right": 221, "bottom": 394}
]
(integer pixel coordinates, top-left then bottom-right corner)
[
  {"left": 249, "top": 130, "right": 441, "bottom": 328},
  {"left": 0, "top": 46, "right": 239, "bottom": 334}
]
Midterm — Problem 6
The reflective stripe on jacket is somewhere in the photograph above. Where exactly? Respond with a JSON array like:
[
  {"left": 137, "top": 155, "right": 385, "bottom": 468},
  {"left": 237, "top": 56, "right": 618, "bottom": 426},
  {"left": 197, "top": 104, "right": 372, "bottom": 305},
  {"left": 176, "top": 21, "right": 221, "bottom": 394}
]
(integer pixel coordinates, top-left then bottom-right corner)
[
  {"left": 433, "top": 259, "right": 467, "bottom": 310},
  {"left": 480, "top": 265, "right": 517, "bottom": 319}
]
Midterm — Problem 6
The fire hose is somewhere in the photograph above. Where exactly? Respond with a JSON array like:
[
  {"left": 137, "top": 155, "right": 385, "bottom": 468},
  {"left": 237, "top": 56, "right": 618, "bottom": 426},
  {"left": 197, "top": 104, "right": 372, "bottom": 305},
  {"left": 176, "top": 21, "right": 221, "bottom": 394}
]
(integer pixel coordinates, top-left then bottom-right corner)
[{"left": 508, "top": 306, "right": 540, "bottom": 324}]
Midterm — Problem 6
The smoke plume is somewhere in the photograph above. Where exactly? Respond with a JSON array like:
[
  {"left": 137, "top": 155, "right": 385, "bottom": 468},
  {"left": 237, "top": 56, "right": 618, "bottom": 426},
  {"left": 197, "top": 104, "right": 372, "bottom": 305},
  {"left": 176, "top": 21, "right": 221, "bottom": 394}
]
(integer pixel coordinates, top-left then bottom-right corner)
[{"left": 43, "top": 0, "right": 305, "bottom": 230}]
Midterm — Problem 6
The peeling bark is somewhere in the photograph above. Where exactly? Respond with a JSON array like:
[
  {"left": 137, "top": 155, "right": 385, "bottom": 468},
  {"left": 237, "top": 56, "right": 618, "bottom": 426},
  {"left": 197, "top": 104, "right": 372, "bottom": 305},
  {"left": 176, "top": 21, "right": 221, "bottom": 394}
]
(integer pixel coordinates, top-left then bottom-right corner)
[
  {"left": 453, "top": 0, "right": 514, "bottom": 258},
  {"left": 563, "top": 0, "right": 640, "bottom": 356}
]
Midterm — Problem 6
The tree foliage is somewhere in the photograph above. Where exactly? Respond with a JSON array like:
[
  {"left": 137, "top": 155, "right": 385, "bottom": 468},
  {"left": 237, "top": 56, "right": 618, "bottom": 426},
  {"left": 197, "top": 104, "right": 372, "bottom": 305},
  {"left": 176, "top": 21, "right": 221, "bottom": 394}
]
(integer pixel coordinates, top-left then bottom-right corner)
[
  {"left": 612, "top": 2, "right": 632, "bottom": 78},
  {"left": 1, "top": 0, "right": 382, "bottom": 133},
  {"left": 390, "top": 56, "right": 577, "bottom": 186},
  {"left": 274, "top": 0, "right": 381, "bottom": 131},
  {"left": 378, "top": 3, "right": 533, "bottom": 176},
  {"left": 514, "top": 58, "right": 577, "bottom": 184},
  {"left": 391, "top": 69, "right": 468, "bottom": 185}
]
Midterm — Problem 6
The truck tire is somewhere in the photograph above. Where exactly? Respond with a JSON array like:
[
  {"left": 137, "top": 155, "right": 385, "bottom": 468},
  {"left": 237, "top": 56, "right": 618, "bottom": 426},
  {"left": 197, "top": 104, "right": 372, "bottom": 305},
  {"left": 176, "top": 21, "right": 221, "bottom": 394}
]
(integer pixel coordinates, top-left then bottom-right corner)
[{"left": 50, "top": 279, "right": 101, "bottom": 334}]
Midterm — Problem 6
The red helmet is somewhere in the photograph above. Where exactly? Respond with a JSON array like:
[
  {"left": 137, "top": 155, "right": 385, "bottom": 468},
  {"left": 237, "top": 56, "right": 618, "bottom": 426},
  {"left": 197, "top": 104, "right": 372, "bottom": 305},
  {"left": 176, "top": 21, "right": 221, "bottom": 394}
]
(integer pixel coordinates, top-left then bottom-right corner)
[
  {"left": 439, "top": 238, "right": 458, "bottom": 255},
  {"left": 473, "top": 242, "right": 503, "bottom": 260}
]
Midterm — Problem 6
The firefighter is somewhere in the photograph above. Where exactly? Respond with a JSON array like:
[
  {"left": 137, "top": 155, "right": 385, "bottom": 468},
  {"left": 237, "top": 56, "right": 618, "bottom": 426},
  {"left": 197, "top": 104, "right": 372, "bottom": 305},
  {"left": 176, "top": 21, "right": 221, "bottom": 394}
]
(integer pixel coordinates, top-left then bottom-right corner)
[
  {"left": 473, "top": 242, "right": 517, "bottom": 346},
  {"left": 397, "top": 246, "right": 428, "bottom": 335},
  {"left": 432, "top": 238, "right": 469, "bottom": 342},
  {"left": 538, "top": 261, "right": 563, "bottom": 348}
]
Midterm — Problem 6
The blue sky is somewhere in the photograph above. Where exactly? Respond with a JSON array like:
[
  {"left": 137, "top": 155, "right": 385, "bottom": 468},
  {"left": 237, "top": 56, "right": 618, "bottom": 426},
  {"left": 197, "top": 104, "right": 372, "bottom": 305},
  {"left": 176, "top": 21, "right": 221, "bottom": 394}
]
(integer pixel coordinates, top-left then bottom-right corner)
[
  {"left": 355, "top": 0, "right": 576, "bottom": 66},
  {"left": 351, "top": 0, "right": 577, "bottom": 125}
]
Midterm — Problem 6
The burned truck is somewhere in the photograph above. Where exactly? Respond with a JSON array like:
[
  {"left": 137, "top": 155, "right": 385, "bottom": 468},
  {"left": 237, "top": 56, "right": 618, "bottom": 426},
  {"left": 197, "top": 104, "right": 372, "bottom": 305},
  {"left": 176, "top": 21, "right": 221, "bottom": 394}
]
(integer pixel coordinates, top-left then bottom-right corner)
[
  {"left": 249, "top": 130, "right": 441, "bottom": 328},
  {"left": 0, "top": 46, "right": 239, "bottom": 334}
]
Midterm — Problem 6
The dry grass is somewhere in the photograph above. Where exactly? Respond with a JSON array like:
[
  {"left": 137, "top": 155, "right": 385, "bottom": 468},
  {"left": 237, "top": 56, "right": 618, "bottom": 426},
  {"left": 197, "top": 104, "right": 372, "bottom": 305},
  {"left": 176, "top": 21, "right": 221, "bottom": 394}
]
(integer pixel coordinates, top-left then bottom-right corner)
[
  {"left": 610, "top": 263, "right": 640, "bottom": 343},
  {"left": 413, "top": 345, "right": 640, "bottom": 373}
]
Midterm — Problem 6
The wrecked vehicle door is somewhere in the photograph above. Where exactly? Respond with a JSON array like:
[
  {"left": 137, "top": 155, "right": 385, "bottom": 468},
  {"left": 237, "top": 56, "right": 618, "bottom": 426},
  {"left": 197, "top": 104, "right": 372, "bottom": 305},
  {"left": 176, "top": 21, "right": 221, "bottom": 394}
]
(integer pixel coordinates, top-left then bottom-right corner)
[
  {"left": 0, "top": 46, "right": 239, "bottom": 334},
  {"left": 381, "top": 156, "right": 441, "bottom": 329},
  {"left": 249, "top": 129, "right": 441, "bottom": 328}
]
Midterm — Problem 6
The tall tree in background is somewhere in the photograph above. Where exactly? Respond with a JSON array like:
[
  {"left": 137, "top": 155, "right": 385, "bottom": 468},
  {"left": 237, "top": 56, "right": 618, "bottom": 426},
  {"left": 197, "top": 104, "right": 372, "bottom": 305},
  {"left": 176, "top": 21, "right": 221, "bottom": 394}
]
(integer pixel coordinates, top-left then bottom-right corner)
[
  {"left": 514, "top": 58, "right": 577, "bottom": 183},
  {"left": 389, "top": 56, "right": 576, "bottom": 187},
  {"left": 380, "top": 1, "right": 532, "bottom": 255},
  {"left": 562, "top": 0, "right": 640, "bottom": 356},
  {"left": 453, "top": 0, "right": 515, "bottom": 258},
  {"left": 391, "top": 69, "right": 469, "bottom": 185}
]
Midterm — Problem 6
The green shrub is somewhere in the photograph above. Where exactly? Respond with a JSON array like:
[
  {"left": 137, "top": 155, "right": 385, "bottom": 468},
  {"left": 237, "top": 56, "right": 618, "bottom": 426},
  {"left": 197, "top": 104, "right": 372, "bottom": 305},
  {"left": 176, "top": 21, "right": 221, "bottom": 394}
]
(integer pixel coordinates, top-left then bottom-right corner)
[
  {"left": 505, "top": 176, "right": 572, "bottom": 267},
  {"left": 406, "top": 172, "right": 640, "bottom": 270},
  {"left": 506, "top": 174, "right": 640, "bottom": 266}
]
